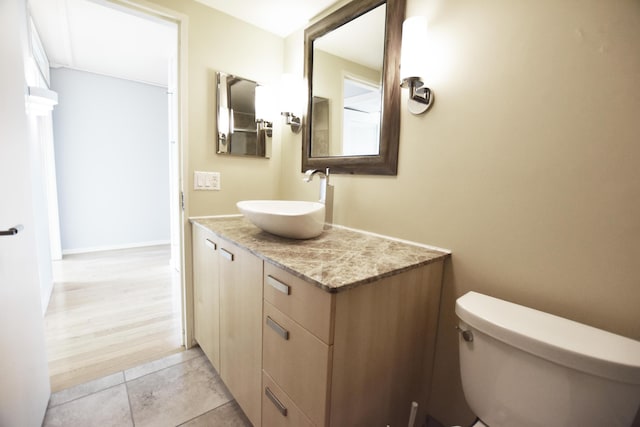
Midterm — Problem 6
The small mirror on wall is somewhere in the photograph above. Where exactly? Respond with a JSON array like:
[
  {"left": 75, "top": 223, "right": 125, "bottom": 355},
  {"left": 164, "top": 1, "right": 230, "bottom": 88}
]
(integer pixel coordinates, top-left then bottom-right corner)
[{"left": 216, "top": 72, "right": 271, "bottom": 158}]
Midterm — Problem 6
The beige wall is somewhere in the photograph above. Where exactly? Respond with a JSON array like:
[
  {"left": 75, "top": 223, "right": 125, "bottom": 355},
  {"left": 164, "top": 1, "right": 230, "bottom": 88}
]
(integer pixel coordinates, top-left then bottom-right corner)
[
  {"left": 145, "top": 0, "right": 285, "bottom": 217},
  {"left": 130, "top": 0, "right": 639, "bottom": 424},
  {"left": 283, "top": 0, "right": 640, "bottom": 424}
]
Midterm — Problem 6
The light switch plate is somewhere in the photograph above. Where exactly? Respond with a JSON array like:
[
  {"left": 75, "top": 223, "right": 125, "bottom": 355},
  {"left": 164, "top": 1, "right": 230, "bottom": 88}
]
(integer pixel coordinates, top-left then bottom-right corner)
[
  {"left": 194, "top": 171, "right": 221, "bottom": 191},
  {"left": 208, "top": 172, "right": 221, "bottom": 190}
]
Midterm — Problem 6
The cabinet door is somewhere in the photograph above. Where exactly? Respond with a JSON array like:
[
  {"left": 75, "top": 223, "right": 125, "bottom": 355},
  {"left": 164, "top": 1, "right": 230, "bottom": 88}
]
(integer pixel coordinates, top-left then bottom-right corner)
[
  {"left": 192, "top": 225, "right": 221, "bottom": 370},
  {"left": 219, "top": 241, "right": 263, "bottom": 427}
]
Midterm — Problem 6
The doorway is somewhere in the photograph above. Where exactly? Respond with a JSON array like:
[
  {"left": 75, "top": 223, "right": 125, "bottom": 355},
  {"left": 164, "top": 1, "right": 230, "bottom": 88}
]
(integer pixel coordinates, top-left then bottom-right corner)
[
  {"left": 46, "top": 245, "right": 183, "bottom": 391},
  {"left": 29, "top": 0, "right": 186, "bottom": 391}
]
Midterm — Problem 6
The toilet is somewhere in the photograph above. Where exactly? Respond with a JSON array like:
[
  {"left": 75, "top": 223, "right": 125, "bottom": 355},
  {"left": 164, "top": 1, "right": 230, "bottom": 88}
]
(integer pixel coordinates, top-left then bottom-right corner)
[{"left": 454, "top": 291, "right": 640, "bottom": 427}]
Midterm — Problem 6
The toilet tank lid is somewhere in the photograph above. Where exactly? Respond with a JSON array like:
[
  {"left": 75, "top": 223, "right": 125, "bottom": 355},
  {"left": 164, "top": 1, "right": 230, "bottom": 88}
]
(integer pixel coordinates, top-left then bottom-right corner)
[{"left": 456, "top": 291, "right": 640, "bottom": 385}]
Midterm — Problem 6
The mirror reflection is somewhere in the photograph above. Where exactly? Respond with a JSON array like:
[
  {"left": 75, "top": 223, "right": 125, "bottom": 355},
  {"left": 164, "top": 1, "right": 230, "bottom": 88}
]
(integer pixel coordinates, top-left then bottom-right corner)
[
  {"left": 216, "top": 72, "right": 270, "bottom": 158},
  {"left": 310, "top": 4, "right": 385, "bottom": 158},
  {"left": 303, "top": 0, "right": 404, "bottom": 175}
]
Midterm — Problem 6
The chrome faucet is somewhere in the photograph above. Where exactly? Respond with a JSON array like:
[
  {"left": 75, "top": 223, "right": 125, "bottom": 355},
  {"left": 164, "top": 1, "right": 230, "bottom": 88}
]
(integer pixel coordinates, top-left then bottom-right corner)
[{"left": 304, "top": 168, "right": 329, "bottom": 204}]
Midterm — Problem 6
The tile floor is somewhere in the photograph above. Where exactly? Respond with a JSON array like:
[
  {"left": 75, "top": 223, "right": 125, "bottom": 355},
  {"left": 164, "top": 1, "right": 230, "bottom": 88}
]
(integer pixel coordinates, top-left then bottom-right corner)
[{"left": 43, "top": 347, "right": 252, "bottom": 427}]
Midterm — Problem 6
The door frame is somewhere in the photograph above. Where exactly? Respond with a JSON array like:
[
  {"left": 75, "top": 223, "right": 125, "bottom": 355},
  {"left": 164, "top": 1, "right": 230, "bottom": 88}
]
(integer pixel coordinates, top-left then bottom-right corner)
[{"left": 108, "top": 0, "right": 193, "bottom": 347}]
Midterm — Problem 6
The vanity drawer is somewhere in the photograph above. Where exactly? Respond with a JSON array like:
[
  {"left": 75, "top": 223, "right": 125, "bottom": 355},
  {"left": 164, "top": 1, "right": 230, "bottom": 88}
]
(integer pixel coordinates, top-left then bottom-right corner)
[
  {"left": 263, "top": 301, "right": 331, "bottom": 426},
  {"left": 262, "top": 371, "right": 313, "bottom": 427},
  {"left": 263, "top": 262, "right": 334, "bottom": 344}
]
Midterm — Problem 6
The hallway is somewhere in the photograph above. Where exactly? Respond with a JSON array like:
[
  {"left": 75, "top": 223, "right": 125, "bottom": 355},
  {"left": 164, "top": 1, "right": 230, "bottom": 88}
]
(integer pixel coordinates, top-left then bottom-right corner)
[{"left": 45, "top": 245, "right": 183, "bottom": 391}]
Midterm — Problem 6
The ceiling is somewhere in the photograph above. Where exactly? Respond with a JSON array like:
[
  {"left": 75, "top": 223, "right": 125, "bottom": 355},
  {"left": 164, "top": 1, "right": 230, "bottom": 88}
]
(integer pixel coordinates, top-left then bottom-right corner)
[
  {"left": 28, "top": 0, "right": 376, "bottom": 88},
  {"left": 29, "top": 0, "right": 177, "bottom": 86},
  {"left": 314, "top": 4, "right": 385, "bottom": 70},
  {"left": 193, "top": 0, "right": 338, "bottom": 38}
]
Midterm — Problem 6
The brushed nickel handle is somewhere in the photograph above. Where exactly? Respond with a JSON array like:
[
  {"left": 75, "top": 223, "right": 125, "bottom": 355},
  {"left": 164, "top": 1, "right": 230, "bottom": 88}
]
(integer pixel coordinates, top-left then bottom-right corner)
[
  {"left": 266, "top": 275, "right": 290, "bottom": 295},
  {"left": 265, "top": 387, "right": 288, "bottom": 416},
  {"left": 0, "top": 225, "right": 23, "bottom": 236},
  {"left": 220, "top": 248, "right": 234, "bottom": 261},
  {"left": 456, "top": 325, "right": 474, "bottom": 342},
  {"left": 266, "top": 316, "right": 289, "bottom": 340},
  {"left": 205, "top": 239, "right": 217, "bottom": 250}
]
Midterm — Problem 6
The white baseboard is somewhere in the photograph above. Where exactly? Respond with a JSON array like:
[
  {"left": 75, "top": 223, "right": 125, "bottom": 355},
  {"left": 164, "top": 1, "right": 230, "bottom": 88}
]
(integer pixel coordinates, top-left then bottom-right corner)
[{"left": 62, "top": 240, "right": 171, "bottom": 255}]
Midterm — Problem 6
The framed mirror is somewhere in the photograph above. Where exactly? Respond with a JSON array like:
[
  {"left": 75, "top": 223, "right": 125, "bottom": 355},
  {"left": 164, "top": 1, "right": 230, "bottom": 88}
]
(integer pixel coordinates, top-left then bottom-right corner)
[
  {"left": 216, "top": 72, "right": 271, "bottom": 158},
  {"left": 302, "top": 0, "right": 405, "bottom": 175}
]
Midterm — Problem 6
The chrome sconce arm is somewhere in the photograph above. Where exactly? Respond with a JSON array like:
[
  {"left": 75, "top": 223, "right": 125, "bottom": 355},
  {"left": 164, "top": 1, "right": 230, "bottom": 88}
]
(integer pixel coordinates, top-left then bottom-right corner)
[
  {"left": 400, "top": 76, "right": 433, "bottom": 115},
  {"left": 281, "top": 111, "right": 301, "bottom": 133},
  {"left": 256, "top": 119, "right": 273, "bottom": 137}
]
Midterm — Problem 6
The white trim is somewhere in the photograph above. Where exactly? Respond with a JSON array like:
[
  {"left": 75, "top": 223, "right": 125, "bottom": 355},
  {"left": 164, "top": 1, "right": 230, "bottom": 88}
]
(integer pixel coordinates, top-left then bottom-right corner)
[
  {"left": 61, "top": 240, "right": 171, "bottom": 255},
  {"left": 89, "top": 0, "right": 177, "bottom": 28},
  {"left": 26, "top": 86, "right": 58, "bottom": 116}
]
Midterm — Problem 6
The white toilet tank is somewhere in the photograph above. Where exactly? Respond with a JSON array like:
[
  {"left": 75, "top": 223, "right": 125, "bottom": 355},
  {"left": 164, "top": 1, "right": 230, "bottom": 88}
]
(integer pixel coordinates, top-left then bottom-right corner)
[{"left": 455, "top": 291, "right": 640, "bottom": 427}]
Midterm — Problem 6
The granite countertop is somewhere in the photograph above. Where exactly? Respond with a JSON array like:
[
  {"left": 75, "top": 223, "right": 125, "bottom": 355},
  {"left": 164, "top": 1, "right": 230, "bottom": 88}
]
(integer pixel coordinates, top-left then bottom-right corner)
[{"left": 191, "top": 216, "right": 450, "bottom": 293}]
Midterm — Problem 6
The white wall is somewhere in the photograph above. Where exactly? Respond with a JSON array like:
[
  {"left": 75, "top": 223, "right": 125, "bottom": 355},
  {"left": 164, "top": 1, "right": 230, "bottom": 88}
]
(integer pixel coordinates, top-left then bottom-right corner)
[{"left": 51, "top": 68, "right": 170, "bottom": 253}]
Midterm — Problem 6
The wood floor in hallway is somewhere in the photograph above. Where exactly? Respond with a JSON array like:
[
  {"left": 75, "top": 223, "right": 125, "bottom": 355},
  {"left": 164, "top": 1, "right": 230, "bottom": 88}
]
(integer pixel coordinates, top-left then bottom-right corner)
[{"left": 45, "top": 245, "right": 183, "bottom": 392}]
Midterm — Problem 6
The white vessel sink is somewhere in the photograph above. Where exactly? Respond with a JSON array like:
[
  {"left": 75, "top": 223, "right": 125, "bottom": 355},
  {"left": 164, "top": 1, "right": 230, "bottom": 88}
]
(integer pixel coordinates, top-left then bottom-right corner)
[{"left": 237, "top": 200, "right": 325, "bottom": 239}]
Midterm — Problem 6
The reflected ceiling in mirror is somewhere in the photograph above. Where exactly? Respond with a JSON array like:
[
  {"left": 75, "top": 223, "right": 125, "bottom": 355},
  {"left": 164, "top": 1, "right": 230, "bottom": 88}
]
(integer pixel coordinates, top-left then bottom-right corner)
[
  {"left": 303, "top": 0, "right": 405, "bottom": 175},
  {"left": 216, "top": 72, "right": 271, "bottom": 158}
]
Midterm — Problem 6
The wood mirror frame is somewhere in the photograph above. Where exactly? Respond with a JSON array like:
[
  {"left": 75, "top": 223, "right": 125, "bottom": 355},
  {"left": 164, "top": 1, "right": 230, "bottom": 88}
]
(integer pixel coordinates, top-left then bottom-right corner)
[{"left": 302, "top": 0, "right": 405, "bottom": 175}]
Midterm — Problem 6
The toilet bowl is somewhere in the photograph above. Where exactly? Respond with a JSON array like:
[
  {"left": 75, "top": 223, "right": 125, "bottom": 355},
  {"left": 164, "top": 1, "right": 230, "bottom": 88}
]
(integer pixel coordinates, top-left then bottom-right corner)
[{"left": 454, "top": 291, "right": 640, "bottom": 427}]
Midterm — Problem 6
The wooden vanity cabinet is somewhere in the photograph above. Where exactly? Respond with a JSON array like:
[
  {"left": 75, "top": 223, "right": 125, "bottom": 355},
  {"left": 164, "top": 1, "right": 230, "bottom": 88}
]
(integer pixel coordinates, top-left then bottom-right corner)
[
  {"left": 193, "top": 220, "right": 446, "bottom": 427},
  {"left": 192, "top": 226, "right": 263, "bottom": 427},
  {"left": 192, "top": 225, "right": 221, "bottom": 370},
  {"left": 262, "top": 260, "right": 444, "bottom": 427},
  {"left": 218, "top": 240, "right": 263, "bottom": 427}
]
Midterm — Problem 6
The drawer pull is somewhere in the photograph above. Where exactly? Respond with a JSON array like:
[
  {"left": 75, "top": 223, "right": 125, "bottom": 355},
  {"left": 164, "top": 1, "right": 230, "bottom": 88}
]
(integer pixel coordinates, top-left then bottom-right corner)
[
  {"left": 266, "top": 316, "right": 289, "bottom": 340},
  {"left": 266, "top": 275, "right": 290, "bottom": 295},
  {"left": 205, "top": 239, "right": 217, "bottom": 250},
  {"left": 220, "top": 248, "right": 234, "bottom": 261},
  {"left": 265, "top": 387, "right": 288, "bottom": 416}
]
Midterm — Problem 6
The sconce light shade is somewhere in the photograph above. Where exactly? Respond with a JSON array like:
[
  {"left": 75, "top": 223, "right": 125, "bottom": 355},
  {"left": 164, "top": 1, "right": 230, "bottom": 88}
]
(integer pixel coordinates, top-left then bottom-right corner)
[
  {"left": 255, "top": 84, "right": 274, "bottom": 136},
  {"left": 400, "top": 16, "right": 433, "bottom": 115},
  {"left": 255, "top": 85, "right": 273, "bottom": 122},
  {"left": 280, "top": 73, "right": 303, "bottom": 133},
  {"left": 400, "top": 16, "right": 427, "bottom": 80},
  {"left": 218, "top": 105, "right": 230, "bottom": 142}
]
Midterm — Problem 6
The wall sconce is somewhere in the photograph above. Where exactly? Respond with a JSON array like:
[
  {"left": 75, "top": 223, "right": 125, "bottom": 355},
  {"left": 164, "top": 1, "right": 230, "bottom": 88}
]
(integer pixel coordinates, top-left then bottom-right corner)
[
  {"left": 218, "top": 105, "right": 230, "bottom": 145},
  {"left": 400, "top": 16, "right": 433, "bottom": 115},
  {"left": 255, "top": 84, "right": 273, "bottom": 137},
  {"left": 280, "top": 74, "right": 303, "bottom": 133}
]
